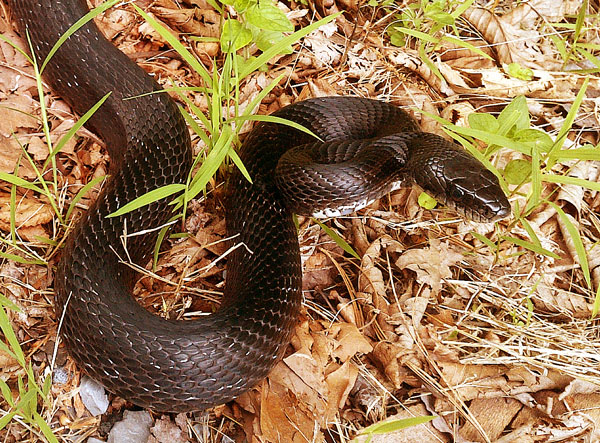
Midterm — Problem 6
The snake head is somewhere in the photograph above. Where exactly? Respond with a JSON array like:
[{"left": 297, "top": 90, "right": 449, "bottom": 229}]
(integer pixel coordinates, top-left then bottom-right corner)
[{"left": 414, "top": 143, "right": 511, "bottom": 223}]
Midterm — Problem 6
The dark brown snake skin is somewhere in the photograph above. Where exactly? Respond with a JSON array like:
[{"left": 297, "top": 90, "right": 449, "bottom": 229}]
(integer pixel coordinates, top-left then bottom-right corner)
[{"left": 9, "top": 0, "right": 510, "bottom": 412}]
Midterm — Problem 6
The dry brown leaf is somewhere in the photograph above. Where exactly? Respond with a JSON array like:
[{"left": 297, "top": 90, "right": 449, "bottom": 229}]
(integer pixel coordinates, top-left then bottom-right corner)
[
  {"left": 0, "top": 192, "right": 53, "bottom": 234},
  {"left": 330, "top": 322, "right": 372, "bottom": 362},
  {"left": 395, "top": 238, "right": 464, "bottom": 294},
  {"left": 459, "top": 397, "right": 523, "bottom": 442}
]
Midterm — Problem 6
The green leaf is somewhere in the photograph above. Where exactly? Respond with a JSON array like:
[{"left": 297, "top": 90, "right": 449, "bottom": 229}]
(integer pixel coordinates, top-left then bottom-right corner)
[
  {"left": 107, "top": 184, "right": 186, "bottom": 218},
  {"left": 254, "top": 30, "right": 291, "bottom": 53},
  {"left": 0, "top": 171, "right": 44, "bottom": 193},
  {"left": 0, "top": 251, "right": 45, "bottom": 265},
  {"left": 541, "top": 173, "right": 600, "bottom": 192},
  {"left": 504, "top": 159, "right": 530, "bottom": 185},
  {"left": 425, "top": 9, "right": 454, "bottom": 26},
  {"left": 548, "top": 146, "right": 600, "bottom": 161},
  {"left": 441, "top": 35, "right": 493, "bottom": 61},
  {"left": 387, "top": 27, "right": 405, "bottom": 46},
  {"left": 418, "top": 192, "right": 437, "bottom": 210},
  {"left": 133, "top": 5, "right": 212, "bottom": 87},
  {"left": 550, "top": 77, "right": 588, "bottom": 155},
  {"left": 246, "top": 0, "right": 294, "bottom": 32},
  {"left": 358, "top": 416, "right": 436, "bottom": 436},
  {"left": 513, "top": 129, "right": 553, "bottom": 153},
  {"left": 33, "top": 411, "right": 59, "bottom": 443},
  {"left": 220, "top": 19, "right": 253, "bottom": 52},
  {"left": 470, "top": 231, "right": 497, "bottom": 250},
  {"left": 505, "top": 62, "right": 534, "bottom": 80},
  {"left": 497, "top": 96, "right": 529, "bottom": 133},
  {"left": 0, "top": 306, "right": 25, "bottom": 366},
  {"left": 65, "top": 175, "right": 107, "bottom": 221},
  {"left": 468, "top": 113, "right": 498, "bottom": 133}
]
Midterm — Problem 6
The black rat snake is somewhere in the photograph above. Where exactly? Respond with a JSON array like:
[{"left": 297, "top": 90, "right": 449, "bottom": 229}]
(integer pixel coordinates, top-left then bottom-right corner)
[{"left": 9, "top": 0, "right": 510, "bottom": 412}]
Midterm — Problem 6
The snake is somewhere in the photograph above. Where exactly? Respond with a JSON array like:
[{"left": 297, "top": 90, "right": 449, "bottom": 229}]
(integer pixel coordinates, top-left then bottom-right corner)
[{"left": 9, "top": 0, "right": 510, "bottom": 412}]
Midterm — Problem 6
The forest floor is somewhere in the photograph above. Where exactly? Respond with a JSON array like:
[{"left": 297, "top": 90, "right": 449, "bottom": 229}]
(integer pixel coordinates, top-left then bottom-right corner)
[{"left": 1, "top": 0, "right": 600, "bottom": 442}]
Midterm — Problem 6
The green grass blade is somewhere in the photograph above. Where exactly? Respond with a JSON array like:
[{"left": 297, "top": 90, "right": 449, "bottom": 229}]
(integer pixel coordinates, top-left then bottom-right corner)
[
  {"left": 65, "top": 175, "right": 107, "bottom": 221},
  {"left": 441, "top": 35, "right": 492, "bottom": 60},
  {"left": 239, "top": 13, "right": 341, "bottom": 79},
  {"left": 550, "top": 77, "right": 588, "bottom": 154},
  {"left": 549, "top": 202, "right": 591, "bottom": 289},
  {"left": 313, "top": 219, "right": 360, "bottom": 260},
  {"left": 107, "top": 183, "right": 186, "bottom": 218},
  {"left": 501, "top": 235, "right": 561, "bottom": 259},
  {"left": 0, "top": 172, "right": 44, "bottom": 194},
  {"left": 549, "top": 147, "right": 600, "bottom": 161},
  {"left": 228, "top": 115, "right": 322, "bottom": 141},
  {"left": 33, "top": 411, "right": 59, "bottom": 443},
  {"left": 41, "top": 0, "right": 121, "bottom": 73},
  {"left": 44, "top": 92, "right": 112, "bottom": 170},
  {"left": 470, "top": 232, "right": 497, "bottom": 250},
  {"left": 358, "top": 416, "right": 436, "bottom": 436},
  {"left": 133, "top": 5, "right": 213, "bottom": 87},
  {"left": 541, "top": 173, "right": 600, "bottom": 191},
  {"left": 0, "top": 305, "right": 26, "bottom": 366}
]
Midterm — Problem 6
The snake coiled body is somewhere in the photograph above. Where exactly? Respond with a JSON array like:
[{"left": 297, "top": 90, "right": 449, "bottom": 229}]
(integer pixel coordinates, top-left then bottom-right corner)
[{"left": 9, "top": 0, "right": 510, "bottom": 412}]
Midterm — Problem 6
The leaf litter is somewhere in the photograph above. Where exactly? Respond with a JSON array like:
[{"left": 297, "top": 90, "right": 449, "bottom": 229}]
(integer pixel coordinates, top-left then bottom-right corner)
[{"left": 1, "top": 0, "right": 600, "bottom": 441}]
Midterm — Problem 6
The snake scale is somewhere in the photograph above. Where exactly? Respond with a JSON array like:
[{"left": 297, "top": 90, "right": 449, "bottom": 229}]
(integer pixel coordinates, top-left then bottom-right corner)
[{"left": 9, "top": 0, "right": 510, "bottom": 412}]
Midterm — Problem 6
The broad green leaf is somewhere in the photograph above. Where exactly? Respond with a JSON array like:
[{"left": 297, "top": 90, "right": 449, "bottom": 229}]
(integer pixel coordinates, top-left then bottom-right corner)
[
  {"left": 255, "top": 29, "right": 291, "bottom": 53},
  {"left": 246, "top": 0, "right": 294, "bottom": 32},
  {"left": 468, "top": 113, "right": 498, "bottom": 133},
  {"left": 418, "top": 192, "right": 437, "bottom": 210},
  {"left": 497, "top": 96, "right": 529, "bottom": 133},
  {"left": 220, "top": 19, "right": 252, "bottom": 52},
  {"left": 504, "top": 159, "right": 530, "bottom": 185},
  {"left": 513, "top": 128, "right": 553, "bottom": 153}
]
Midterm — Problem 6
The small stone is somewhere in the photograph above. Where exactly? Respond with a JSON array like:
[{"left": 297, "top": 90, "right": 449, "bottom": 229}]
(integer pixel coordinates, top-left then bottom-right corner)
[
  {"left": 108, "top": 410, "right": 153, "bottom": 443},
  {"left": 79, "top": 376, "right": 109, "bottom": 416}
]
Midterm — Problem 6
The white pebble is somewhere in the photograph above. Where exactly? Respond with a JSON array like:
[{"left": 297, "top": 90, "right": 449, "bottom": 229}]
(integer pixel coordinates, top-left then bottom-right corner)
[{"left": 79, "top": 376, "right": 109, "bottom": 416}]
